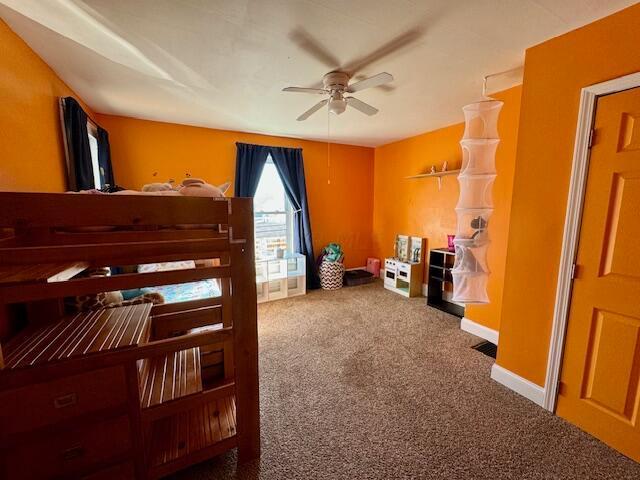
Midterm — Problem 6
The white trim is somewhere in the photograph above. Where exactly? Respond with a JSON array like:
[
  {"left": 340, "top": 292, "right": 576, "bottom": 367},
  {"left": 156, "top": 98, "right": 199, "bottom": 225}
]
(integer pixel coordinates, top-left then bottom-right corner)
[
  {"left": 543, "top": 72, "right": 640, "bottom": 412},
  {"left": 345, "top": 266, "right": 367, "bottom": 271},
  {"left": 460, "top": 317, "right": 499, "bottom": 345},
  {"left": 491, "top": 364, "right": 545, "bottom": 407}
]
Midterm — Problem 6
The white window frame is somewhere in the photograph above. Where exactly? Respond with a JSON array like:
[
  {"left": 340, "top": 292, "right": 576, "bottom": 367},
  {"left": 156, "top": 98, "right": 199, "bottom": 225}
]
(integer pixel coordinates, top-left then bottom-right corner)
[
  {"left": 253, "top": 156, "right": 294, "bottom": 259},
  {"left": 86, "top": 120, "right": 102, "bottom": 189}
]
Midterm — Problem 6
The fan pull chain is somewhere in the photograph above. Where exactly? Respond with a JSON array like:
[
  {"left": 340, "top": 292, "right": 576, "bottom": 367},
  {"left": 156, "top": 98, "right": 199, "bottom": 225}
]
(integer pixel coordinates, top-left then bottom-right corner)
[{"left": 327, "top": 107, "right": 331, "bottom": 185}]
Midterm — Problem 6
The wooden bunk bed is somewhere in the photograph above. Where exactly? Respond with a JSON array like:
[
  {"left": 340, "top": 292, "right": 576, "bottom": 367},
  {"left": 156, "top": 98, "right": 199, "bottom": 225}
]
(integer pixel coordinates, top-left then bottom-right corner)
[{"left": 0, "top": 192, "right": 260, "bottom": 479}]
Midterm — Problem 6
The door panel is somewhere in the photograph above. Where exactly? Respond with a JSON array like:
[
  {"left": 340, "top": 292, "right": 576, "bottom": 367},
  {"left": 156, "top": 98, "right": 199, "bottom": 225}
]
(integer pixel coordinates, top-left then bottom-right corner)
[
  {"left": 582, "top": 309, "right": 640, "bottom": 420},
  {"left": 557, "top": 87, "right": 640, "bottom": 462},
  {"left": 600, "top": 172, "right": 640, "bottom": 278}
]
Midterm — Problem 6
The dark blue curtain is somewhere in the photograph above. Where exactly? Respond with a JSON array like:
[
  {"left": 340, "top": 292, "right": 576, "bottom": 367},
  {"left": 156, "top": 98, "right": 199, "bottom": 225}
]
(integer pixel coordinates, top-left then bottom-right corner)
[
  {"left": 234, "top": 142, "right": 269, "bottom": 197},
  {"left": 97, "top": 126, "right": 115, "bottom": 188},
  {"left": 62, "top": 97, "right": 93, "bottom": 191},
  {"left": 62, "top": 97, "right": 115, "bottom": 191},
  {"left": 235, "top": 142, "right": 320, "bottom": 289},
  {"left": 269, "top": 146, "right": 320, "bottom": 290}
]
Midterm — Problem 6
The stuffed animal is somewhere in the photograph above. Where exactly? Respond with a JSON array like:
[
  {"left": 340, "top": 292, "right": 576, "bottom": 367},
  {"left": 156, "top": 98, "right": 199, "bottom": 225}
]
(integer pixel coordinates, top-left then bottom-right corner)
[
  {"left": 178, "top": 178, "right": 230, "bottom": 197},
  {"left": 66, "top": 267, "right": 165, "bottom": 312},
  {"left": 81, "top": 178, "right": 230, "bottom": 197},
  {"left": 142, "top": 181, "right": 175, "bottom": 193}
]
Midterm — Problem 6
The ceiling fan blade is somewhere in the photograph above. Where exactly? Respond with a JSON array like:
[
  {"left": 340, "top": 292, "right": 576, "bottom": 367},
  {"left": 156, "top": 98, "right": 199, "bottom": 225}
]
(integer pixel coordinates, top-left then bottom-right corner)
[
  {"left": 346, "top": 97, "right": 378, "bottom": 116},
  {"left": 347, "top": 72, "right": 394, "bottom": 93},
  {"left": 353, "top": 74, "right": 395, "bottom": 92},
  {"left": 297, "top": 99, "right": 329, "bottom": 121},
  {"left": 342, "top": 27, "right": 424, "bottom": 74},
  {"left": 289, "top": 28, "right": 341, "bottom": 68},
  {"left": 283, "top": 87, "right": 327, "bottom": 94}
]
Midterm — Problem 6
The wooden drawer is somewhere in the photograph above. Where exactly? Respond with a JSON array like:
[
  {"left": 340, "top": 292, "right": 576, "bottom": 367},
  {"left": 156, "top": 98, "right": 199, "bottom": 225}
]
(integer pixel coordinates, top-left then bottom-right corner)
[
  {"left": 0, "top": 366, "right": 128, "bottom": 436},
  {"left": 201, "top": 347, "right": 224, "bottom": 367},
  {"left": 3, "top": 415, "right": 132, "bottom": 480},
  {"left": 81, "top": 461, "right": 135, "bottom": 480}
]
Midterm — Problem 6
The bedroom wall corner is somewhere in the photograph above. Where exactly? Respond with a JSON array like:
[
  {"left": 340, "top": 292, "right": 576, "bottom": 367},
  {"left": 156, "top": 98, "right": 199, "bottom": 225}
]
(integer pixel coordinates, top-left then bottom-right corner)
[
  {"left": 0, "top": 18, "right": 94, "bottom": 193},
  {"left": 371, "top": 85, "right": 522, "bottom": 333}
]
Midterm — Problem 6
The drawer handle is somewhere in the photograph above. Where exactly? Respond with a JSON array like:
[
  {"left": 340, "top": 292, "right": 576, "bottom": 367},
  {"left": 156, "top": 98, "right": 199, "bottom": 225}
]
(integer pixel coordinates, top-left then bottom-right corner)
[
  {"left": 53, "top": 392, "right": 77, "bottom": 409},
  {"left": 62, "top": 445, "right": 85, "bottom": 461}
]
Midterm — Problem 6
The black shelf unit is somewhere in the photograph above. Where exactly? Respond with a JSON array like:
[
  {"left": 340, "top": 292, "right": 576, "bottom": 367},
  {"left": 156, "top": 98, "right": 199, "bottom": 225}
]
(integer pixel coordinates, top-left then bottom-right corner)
[{"left": 427, "top": 248, "right": 464, "bottom": 317}]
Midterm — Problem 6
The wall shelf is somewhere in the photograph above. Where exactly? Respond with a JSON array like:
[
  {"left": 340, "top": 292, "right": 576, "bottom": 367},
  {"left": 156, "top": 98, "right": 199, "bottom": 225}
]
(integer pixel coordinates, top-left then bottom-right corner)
[{"left": 405, "top": 169, "right": 460, "bottom": 190}]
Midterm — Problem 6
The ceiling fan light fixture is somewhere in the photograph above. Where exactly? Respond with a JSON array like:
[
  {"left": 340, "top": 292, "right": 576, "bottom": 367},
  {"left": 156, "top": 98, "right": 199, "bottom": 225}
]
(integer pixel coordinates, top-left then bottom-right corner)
[{"left": 328, "top": 97, "right": 347, "bottom": 115}]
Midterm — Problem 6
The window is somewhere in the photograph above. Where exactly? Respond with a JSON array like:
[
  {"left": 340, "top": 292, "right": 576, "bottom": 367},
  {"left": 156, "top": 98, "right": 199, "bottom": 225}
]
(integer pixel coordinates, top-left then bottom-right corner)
[
  {"left": 253, "top": 156, "right": 294, "bottom": 260},
  {"left": 87, "top": 121, "right": 103, "bottom": 189}
]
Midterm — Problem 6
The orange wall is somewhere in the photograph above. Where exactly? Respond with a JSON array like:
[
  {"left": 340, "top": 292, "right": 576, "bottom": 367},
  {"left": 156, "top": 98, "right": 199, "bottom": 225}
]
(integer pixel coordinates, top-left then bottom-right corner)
[
  {"left": 95, "top": 114, "right": 375, "bottom": 269},
  {"left": 497, "top": 3, "right": 640, "bottom": 386},
  {"left": 0, "top": 19, "right": 94, "bottom": 192},
  {"left": 372, "top": 86, "right": 522, "bottom": 331}
]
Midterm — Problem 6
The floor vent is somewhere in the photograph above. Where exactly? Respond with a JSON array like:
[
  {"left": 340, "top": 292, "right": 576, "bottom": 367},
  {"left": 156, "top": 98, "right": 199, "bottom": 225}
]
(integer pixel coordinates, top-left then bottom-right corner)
[{"left": 472, "top": 341, "right": 497, "bottom": 359}]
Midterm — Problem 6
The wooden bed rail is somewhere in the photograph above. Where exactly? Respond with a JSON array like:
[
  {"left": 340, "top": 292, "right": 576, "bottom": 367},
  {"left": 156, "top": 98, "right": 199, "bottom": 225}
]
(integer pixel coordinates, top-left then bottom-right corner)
[
  {"left": 0, "top": 192, "right": 231, "bottom": 228},
  {"left": 0, "top": 264, "right": 231, "bottom": 303},
  {"left": 0, "top": 326, "right": 232, "bottom": 391},
  {"left": 0, "top": 239, "right": 230, "bottom": 266}
]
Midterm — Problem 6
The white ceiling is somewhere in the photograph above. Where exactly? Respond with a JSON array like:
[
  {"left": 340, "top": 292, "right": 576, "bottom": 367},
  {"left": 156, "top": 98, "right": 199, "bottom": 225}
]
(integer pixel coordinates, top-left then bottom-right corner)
[{"left": 0, "top": 0, "right": 636, "bottom": 147}]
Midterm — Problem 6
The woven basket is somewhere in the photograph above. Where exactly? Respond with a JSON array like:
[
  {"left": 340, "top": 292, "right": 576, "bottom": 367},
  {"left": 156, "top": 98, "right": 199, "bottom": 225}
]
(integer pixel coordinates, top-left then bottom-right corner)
[{"left": 319, "top": 261, "right": 345, "bottom": 290}]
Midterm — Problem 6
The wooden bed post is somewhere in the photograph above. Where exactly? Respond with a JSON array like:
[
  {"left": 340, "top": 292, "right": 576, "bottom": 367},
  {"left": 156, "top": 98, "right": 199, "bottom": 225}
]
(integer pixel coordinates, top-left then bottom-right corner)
[
  {"left": 227, "top": 198, "right": 260, "bottom": 462},
  {"left": 0, "top": 305, "right": 8, "bottom": 369}
]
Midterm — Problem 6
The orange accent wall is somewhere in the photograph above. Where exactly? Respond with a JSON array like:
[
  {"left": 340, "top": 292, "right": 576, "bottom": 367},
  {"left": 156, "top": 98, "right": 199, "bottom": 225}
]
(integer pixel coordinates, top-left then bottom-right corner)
[
  {"left": 497, "top": 3, "right": 640, "bottom": 386},
  {"left": 372, "top": 86, "right": 522, "bottom": 332},
  {"left": 0, "top": 19, "right": 94, "bottom": 192},
  {"left": 95, "top": 114, "right": 374, "bottom": 269}
]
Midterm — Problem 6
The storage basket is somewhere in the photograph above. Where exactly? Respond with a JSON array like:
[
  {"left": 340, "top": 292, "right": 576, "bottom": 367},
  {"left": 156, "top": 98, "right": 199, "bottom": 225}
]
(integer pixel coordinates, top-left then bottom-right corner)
[{"left": 319, "top": 261, "right": 345, "bottom": 290}]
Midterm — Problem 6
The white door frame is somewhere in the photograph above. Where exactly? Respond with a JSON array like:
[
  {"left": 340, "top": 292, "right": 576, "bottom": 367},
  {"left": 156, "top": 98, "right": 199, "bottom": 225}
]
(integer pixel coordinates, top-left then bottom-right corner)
[{"left": 543, "top": 71, "right": 640, "bottom": 411}]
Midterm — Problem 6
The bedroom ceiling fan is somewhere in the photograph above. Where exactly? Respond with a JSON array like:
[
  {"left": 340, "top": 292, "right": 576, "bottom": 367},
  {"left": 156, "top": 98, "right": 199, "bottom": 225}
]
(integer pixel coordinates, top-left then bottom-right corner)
[
  {"left": 283, "top": 26, "right": 425, "bottom": 121},
  {"left": 283, "top": 71, "right": 393, "bottom": 121}
]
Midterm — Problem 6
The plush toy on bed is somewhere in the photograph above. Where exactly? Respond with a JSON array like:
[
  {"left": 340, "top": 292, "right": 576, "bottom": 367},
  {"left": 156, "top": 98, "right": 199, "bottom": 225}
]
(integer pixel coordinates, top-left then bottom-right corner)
[
  {"left": 139, "top": 178, "right": 230, "bottom": 197},
  {"left": 141, "top": 180, "right": 176, "bottom": 193},
  {"left": 178, "top": 178, "right": 230, "bottom": 197},
  {"left": 65, "top": 267, "right": 165, "bottom": 312}
]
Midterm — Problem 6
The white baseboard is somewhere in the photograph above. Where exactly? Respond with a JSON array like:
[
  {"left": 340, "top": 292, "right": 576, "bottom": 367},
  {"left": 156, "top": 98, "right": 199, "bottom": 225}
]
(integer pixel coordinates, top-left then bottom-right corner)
[
  {"left": 460, "top": 317, "right": 499, "bottom": 345},
  {"left": 346, "top": 266, "right": 367, "bottom": 271},
  {"left": 490, "top": 363, "right": 545, "bottom": 407}
]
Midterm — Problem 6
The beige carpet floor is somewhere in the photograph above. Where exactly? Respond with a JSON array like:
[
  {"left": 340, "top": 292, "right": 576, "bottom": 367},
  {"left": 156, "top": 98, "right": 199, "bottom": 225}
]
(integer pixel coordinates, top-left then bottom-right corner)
[{"left": 172, "top": 281, "right": 640, "bottom": 479}]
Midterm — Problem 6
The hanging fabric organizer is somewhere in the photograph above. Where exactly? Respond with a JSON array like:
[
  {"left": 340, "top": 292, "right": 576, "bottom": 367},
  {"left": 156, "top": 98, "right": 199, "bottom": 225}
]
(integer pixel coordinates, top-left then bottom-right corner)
[{"left": 452, "top": 99, "right": 503, "bottom": 304}]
